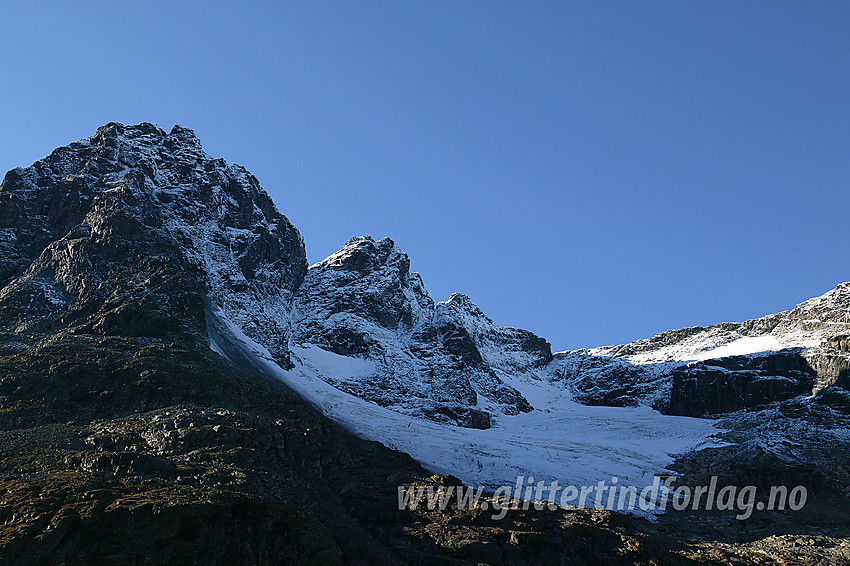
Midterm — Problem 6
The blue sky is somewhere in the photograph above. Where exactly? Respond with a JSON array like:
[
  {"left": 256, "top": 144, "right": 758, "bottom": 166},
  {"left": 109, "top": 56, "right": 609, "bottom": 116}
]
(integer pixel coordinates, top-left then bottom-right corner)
[{"left": 2, "top": 1, "right": 848, "bottom": 350}]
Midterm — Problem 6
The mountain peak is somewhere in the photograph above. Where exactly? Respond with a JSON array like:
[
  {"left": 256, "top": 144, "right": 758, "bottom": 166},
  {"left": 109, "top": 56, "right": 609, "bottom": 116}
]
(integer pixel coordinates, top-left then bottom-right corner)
[
  {"left": 0, "top": 122, "right": 306, "bottom": 365},
  {"left": 441, "top": 293, "right": 489, "bottom": 319},
  {"left": 791, "top": 281, "right": 850, "bottom": 324},
  {"left": 85, "top": 122, "right": 204, "bottom": 161},
  {"left": 315, "top": 235, "right": 408, "bottom": 276}
]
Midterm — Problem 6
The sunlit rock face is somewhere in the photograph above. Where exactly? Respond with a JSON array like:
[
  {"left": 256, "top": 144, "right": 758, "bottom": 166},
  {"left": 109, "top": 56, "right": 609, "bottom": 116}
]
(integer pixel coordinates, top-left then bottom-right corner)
[{"left": 292, "top": 235, "right": 552, "bottom": 428}]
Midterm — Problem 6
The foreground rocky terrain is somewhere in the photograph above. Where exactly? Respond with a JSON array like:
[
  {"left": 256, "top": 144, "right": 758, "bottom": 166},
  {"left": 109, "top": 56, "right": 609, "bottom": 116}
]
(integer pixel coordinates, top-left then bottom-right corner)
[{"left": 0, "top": 122, "right": 847, "bottom": 564}]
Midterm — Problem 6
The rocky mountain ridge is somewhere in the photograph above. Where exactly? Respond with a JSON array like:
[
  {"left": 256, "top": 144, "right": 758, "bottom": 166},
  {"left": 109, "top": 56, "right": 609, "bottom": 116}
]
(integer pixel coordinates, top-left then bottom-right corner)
[
  {"left": 0, "top": 122, "right": 305, "bottom": 366},
  {"left": 292, "top": 235, "right": 550, "bottom": 427},
  {"left": 552, "top": 282, "right": 850, "bottom": 416},
  {"left": 3, "top": 122, "right": 848, "bottom": 427},
  {"left": 0, "top": 123, "right": 554, "bottom": 429}
]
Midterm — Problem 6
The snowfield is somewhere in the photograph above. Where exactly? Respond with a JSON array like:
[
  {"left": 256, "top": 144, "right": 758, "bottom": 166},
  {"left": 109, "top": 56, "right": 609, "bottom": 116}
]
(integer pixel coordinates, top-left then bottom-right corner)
[{"left": 212, "top": 311, "right": 723, "bottom": 518}]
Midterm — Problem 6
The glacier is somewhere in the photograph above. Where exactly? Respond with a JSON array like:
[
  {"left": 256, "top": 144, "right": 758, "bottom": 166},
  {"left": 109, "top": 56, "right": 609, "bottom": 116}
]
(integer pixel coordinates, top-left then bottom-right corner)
[{"left": 209, "top": 307, "right": 723, "bottom": 519}]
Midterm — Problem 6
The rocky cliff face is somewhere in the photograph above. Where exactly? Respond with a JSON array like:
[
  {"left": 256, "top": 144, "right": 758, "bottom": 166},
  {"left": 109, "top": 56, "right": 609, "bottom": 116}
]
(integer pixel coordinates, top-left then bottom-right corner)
[
  {"left": 0, "top": 122, "right": 306, "bottom": 367},
  {"left": 667, "top": 349, "right": 817, "bottom": 417},
  {"left": 292, "top": 235, "right": 550, "bottom": 428}
]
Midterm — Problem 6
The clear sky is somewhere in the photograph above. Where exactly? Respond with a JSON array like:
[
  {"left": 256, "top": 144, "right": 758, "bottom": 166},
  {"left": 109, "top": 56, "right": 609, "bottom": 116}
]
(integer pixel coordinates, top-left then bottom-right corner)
[{"left": 2, "top": 1, "right": 848, "bottom": 350}]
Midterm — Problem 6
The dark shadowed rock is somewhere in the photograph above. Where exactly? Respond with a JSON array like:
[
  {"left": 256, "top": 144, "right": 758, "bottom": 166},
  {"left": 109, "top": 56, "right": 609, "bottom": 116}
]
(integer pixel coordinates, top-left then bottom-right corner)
[{"left": 667, "top": 350, "right": 817, "bottom": 417}]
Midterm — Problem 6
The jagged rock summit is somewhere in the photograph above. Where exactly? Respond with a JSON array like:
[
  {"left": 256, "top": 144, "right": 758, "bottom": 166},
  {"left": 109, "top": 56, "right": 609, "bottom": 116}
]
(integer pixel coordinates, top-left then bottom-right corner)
[{"left": 293, "top": 235, "right": 551, "bottom": 428}]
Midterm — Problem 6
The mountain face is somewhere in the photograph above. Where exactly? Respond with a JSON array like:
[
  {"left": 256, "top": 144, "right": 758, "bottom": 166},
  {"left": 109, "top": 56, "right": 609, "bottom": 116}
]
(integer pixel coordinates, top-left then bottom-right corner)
[
  {"left": 292, "top": 236, "right": 549, "bottom": 428},
  {"left": 0, "top": 123, "right": 306, "bottom": 367},
  {"left": 552, "top": 283, "right": 850, "bottom": 416},
  {"left": 8, "top": 122, "right": 845, "bottom": 429},
  {"left": 0, "top": 123, "right": 554, "bottom": 429},
  {"left": 0, "top": 123, "right": 433, "bottom": 563},
  {"left": 0, "top": 123, "right": 683, "bottom": 565}
]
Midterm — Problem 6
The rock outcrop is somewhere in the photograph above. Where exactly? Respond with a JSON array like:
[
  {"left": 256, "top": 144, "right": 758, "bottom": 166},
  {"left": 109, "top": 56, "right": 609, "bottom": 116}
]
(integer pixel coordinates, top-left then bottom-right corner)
[{"left": 667, "top": 349, "right": 817, "bottom": 417}]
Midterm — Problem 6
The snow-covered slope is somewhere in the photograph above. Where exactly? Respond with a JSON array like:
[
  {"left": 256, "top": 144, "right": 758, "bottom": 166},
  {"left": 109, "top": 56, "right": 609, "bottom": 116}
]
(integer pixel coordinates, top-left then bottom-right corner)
[{"left": 212, "top": 308, "right": 721, "bottom": 519}]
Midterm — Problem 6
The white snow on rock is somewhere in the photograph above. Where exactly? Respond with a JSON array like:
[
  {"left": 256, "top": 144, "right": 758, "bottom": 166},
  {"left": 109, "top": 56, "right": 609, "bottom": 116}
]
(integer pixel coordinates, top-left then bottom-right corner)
[
  {"left": 213, "top": 309, "right": 722, "bottom": 519},
  {"left": 552, "top": 283, "right": 850, "bottom": 407},
  {"left": 290, "top": 236, "right": 548, "bottom": 427},
  {"left": 57, "top": 123, "right": 308, "bottom": 366},
  {"left": 691, "top": 335, "right": 782, "bottom": 361}
]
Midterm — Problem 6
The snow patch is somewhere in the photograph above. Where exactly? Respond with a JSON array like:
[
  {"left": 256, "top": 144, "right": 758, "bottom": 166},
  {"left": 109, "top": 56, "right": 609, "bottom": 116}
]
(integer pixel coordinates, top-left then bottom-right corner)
[
  {"left": 692, "top": 335, "right": 782, "bottom": 361},
  {"left": 290, "top": 344, "right": 377, "bottom": 384}
]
